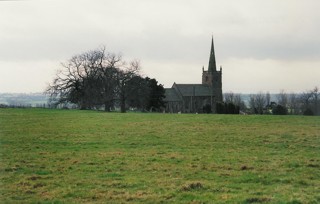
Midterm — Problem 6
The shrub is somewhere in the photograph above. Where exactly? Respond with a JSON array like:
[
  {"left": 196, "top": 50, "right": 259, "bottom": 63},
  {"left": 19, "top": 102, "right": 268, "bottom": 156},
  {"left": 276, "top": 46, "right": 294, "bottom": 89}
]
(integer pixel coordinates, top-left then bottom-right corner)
[
  {"left": 303, "top": 108, "right": 314, "bottom": 116},
  {"left": 272, "top": 105, "right": 288, "bottom": 115},
  {"left": 216, "top": 102, "right": 239, "bottom": 114},
  {"left": 202, "top": 104, "right": 212, "bottom": 114}
]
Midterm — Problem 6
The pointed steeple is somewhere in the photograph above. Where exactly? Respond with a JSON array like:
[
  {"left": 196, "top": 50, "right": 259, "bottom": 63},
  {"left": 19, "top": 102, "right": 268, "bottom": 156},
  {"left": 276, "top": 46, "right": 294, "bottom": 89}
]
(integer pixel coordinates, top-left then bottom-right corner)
[{"left": 208, "top": 37, "right": 217, "bottom": 72}]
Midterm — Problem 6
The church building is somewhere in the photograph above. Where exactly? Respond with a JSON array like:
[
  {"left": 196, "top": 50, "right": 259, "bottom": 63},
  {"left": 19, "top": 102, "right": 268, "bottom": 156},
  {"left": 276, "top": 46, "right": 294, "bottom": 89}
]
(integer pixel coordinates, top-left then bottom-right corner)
[{"left": 164, "top": 38, "right": 223, "bottom": 113}]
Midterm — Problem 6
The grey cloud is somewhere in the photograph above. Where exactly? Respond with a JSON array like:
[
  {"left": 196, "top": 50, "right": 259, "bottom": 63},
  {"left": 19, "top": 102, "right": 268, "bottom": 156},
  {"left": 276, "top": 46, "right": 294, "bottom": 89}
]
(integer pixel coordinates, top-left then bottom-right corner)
[
  {"left": 218, "top": 36, "right": 320, "bottom": 61},
  {"left": 1, "top": 0, "right": 320, "bottom": 93},
  {"left": 1, "top": 0, "right": 319, "bottom": 62}
]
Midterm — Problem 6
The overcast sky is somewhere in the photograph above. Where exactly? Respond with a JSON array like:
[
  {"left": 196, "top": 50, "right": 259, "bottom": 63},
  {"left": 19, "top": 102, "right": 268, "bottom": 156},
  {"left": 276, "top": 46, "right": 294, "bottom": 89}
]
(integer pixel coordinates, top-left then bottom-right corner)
[{"left": 1, "top": 0, "right": 319, "bottom": 93}]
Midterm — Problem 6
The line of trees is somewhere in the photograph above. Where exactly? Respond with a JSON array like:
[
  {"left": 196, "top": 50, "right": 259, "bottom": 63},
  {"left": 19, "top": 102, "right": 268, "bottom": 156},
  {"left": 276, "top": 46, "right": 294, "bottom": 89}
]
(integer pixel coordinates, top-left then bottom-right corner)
[
  {"left": 249, "top": 88, "right": 319, "bottom": 115},
  {"left": 223, "top": 87, "right": 319, "bottom": 116},
  {"left": 216, "top": 92, "right": 246, "bottom": 114},
  {"left": 46, "top": 47, "right": 165, "bottom": 112}
]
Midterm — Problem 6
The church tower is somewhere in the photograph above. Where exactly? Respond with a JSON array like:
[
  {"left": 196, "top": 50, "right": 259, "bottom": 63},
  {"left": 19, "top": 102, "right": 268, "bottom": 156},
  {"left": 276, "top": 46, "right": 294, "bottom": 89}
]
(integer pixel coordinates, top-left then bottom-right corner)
[{"left": 202, "top": 37, "right": 223, "bottom": 102}]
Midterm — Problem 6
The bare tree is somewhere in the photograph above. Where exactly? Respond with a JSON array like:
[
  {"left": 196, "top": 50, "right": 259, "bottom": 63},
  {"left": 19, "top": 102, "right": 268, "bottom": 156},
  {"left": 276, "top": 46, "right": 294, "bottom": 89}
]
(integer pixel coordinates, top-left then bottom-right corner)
[
  {"left": 277, "top": 90, "right": 288, "bottom": 107},
  {"left": 46, "top": 50, "right": 99, "bottom": 109},
  {"left": 46, "top": 47, "right": 141, "bottom": 111},
  {"left": 116, "top": 60, "right": 141, "bottom": 113},
  {"left": 223, "top": 92, "right": 246, "bottom": 112},
  {"left": 224, "top": 92, "right": 235, "bottom": 104},
  {"left": 255, "top": 92, "right": 266, "bottom": 114},
  {"left": 266, "top": 92, "right": 271, "bottom": 106},
  {"left": 249, "top": 94, "right": 257, "bottom": 114},
  {"left": 233, "top": 94, "right": 246, "bottom": 112},
  {"left": 98, "top": 51, "right": 123, "bottom": 111},
  {"left": 288, "top": 93, "right": 299, "bottom": 114},
  {"left": 311, "top": 86, "right": 319, "bottom": 115},
  {"left": 298, "top": 87, "right": 320, "bottom": 115},
  {"left": 300, "top": 90, "right": 314, "bottom": 114}
]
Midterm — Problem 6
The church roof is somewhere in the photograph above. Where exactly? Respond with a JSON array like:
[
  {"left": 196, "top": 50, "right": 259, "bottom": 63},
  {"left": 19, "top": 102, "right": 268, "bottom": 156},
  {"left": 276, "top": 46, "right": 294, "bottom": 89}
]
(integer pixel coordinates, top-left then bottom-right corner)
[
  {"left": 164, "top": 88, "right": 181, "bottom": 102},
  {"left": 164, "top": 83, "right": 213, "bottom": 102},
  {"left": 174, "top": 84, "right": 213, "bottom": 96}
]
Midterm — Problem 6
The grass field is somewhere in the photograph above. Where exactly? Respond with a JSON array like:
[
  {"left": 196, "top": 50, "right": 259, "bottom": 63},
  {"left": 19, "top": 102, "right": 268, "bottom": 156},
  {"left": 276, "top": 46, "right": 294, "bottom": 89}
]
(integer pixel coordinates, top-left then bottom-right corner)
[{"left": 0, "top": 108, "right": 319, "bottom": 203}]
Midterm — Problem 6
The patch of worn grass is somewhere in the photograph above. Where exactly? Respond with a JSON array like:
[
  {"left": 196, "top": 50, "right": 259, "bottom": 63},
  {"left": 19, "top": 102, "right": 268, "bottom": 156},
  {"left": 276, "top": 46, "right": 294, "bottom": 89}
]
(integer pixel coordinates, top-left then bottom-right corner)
[{"left": 0, "top": 108, "right": 319, "bottom": 203}]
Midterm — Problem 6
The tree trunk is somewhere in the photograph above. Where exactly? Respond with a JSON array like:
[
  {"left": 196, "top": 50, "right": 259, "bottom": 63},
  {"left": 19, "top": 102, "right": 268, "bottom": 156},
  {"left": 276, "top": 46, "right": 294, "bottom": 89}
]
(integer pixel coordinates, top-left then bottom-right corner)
[
  {"left": 104, "top": 101, "right": 111, "bottom": 112},
  {"left": 118, "top": 80, "right": 127, "bottom": 113},
  {"left": 120, "top": 100, "right": 126, "bottom": 113}
]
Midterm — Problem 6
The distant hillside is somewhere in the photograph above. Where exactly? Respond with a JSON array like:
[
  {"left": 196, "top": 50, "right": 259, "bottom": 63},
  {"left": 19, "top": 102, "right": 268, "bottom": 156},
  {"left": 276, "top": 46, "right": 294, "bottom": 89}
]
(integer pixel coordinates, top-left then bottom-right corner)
[
  {"left": 0, "top": 93, "right": 48, "bottom": 107},
  {"left": 0, "top": 92, "right": 280, "bottom": 108},
  {"left": 240, "top": 94, "right": 278, "bottom": 106}
]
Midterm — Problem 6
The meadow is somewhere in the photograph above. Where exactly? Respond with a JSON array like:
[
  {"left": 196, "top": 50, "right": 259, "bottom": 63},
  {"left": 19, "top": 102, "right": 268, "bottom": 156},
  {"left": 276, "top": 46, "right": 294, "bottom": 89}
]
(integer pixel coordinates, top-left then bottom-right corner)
[{"left": 0, "top": 108, "right": 319, "bottom": 203}]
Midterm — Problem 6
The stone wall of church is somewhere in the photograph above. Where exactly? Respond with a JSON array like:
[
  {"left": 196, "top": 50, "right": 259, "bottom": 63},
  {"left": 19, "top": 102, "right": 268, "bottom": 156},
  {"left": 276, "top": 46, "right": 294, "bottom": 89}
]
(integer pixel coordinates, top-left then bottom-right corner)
[
  {"left": 202, "top": 71, "right": 213, "bottom": 86},
  {"left": 202, "top": 69, "right": 223, "bottom": 103},
  {"left": 183, "top": 96, "right": 214, "bottom": 113},
  {"left": 165, "top": 96, "right": 218, "bottom": 113},
  {"left": 212, "top": 70, "right": 222, "bottom": 102},
  {"left": 165, "top": 101, "right": 183, "bottom": 113}
]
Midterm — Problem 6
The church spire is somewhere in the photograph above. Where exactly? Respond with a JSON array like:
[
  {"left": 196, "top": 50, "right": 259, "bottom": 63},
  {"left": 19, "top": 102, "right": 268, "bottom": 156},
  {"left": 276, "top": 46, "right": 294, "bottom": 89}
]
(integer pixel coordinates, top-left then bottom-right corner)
[{"left": 208, "top": 37, "right": 217, "bottom": 72}]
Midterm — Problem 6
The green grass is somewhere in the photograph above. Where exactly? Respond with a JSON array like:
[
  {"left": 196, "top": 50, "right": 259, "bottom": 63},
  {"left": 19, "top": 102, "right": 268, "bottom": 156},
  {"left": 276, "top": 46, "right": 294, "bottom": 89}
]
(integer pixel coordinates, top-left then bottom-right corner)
[{"left": 0, "top": 108, "right": 319, "bottom": 203}]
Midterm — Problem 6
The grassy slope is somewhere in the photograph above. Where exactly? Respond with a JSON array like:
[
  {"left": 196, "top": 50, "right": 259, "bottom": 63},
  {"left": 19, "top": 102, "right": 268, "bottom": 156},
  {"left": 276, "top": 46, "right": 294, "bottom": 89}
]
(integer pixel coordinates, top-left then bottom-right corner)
[{"left": 0, "top": 109, "right": 319, "bottom": 203}]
